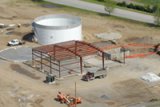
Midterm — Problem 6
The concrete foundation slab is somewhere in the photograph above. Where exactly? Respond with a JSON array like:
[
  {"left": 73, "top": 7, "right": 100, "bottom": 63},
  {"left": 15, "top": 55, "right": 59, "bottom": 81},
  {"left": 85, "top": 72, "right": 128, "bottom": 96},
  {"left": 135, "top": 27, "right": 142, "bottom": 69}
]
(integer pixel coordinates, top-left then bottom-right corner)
[{"left": 0, "top": 46, "right": 32, "bottom": 62}]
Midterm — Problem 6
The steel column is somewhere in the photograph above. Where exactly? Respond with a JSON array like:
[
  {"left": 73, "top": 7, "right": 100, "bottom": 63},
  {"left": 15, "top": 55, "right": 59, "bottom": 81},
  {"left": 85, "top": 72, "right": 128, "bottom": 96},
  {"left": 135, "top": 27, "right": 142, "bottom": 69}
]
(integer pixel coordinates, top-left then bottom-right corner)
[
  {"left": 80, "top": 57, "right": 83, "bottom": 74},
  {"left": 102, "top": 52, "right": 105, "bottom": 70},
  {"left": 32, "top": 49, "right": 35, "bottom": 67},
  {"left": 75, "top": 82, "right": 77, "bottom": 107},
  {"left": 123, "top": 48, "right": 126, "bottom": 64},
  {"left": 59, "top": 61, "right": 61, "bottom": 78},
  {"left": 53, "top": 46, "right": 56, "bottom": 61},
  {"left": 75, "top": 41, "right": 77, "bottom": 53},
  {"left": 40, "top": 52, "right": 43, "bottom": 71},
  {"left": 50, "top": 56, "right": 52, "bottom": 74}
]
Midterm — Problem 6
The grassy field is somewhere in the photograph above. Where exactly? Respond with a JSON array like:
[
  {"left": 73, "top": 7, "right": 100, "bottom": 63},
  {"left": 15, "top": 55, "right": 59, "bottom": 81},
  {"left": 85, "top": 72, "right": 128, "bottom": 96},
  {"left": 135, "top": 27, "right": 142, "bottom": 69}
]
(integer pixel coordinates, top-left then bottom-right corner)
[
  {"left": 83, "top": 0, "right": 152, "bottom": 15},
  {"left": 135, "top": 0, "right": 160, "bottom": 4},
  {"left": 39, "top": 0, "right": 155, "bottom": 25},
  {"left": 82, "top": 0, "right": 103, "bottom": 5},
  {"left": 33, "top": 0, "right": 100, "bottom": 15}
]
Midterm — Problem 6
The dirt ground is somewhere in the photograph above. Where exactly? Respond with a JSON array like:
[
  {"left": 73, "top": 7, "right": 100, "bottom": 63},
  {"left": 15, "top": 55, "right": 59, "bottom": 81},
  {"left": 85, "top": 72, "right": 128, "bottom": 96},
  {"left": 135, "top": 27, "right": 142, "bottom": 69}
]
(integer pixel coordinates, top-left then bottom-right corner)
[
  {"left": 1, "top": 0, "right": 160, "bottom": 107},
  {"left": 1, "top": 51, "right": 160, "bottom": 107},
  {"left": 0, "top": 0, "right": 160, "bottom": 49}
]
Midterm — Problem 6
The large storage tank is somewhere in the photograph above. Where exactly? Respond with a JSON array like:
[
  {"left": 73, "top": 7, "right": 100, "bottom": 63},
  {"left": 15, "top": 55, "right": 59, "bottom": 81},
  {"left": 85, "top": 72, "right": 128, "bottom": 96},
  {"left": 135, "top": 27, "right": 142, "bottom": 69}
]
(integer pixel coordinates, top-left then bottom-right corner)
[{"left": 32, "top": 14, "right": 82, "bottom": 45}]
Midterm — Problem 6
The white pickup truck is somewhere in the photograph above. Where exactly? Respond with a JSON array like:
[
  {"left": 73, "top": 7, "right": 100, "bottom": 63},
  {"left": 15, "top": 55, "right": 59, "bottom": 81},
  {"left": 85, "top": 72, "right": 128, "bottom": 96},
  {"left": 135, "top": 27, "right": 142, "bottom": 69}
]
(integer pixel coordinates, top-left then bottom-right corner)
[{"left": 7, "top": 39, "right": 25, "bottom": 46}]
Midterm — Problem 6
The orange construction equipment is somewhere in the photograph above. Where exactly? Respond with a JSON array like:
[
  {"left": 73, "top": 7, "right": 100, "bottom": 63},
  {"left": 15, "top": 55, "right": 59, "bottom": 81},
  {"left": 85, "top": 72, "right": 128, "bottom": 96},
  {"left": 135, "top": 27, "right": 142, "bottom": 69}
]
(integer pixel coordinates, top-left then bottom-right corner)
[
  {"left": 68, "top": 96, "right": 81, "bottom": 107},
  {"left": 57, "top": 92, "right": 70, "bottom": 104},
  {"left": 56, "top": 92, "right": 82, "bottom": 107}
]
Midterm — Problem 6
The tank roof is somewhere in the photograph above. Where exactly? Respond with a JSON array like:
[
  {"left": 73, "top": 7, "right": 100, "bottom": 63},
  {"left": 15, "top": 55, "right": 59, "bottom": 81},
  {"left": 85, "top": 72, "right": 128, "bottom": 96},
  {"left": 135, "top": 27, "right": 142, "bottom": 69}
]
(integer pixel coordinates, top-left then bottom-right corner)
[{"left": 32, "top": 14, "right": 81, "bottom": 30}]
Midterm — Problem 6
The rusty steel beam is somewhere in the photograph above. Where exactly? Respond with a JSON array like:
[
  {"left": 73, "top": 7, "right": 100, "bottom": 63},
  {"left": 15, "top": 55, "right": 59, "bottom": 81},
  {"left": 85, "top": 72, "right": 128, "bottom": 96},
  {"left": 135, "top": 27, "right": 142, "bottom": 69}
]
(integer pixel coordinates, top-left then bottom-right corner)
[
  {"left": 75, "top": 41, "right": 105, "bottom": 69},
  {"left": 75, "top": 41, "right": 104, "bottom": 53},
  {"left": 79, "top": 41, "right": 104, "bottom": 69},
  {"left": 77, "top": 49, "right": 97, "bottom": 54},
  {"left": 79, "top": 52, "right": 97, "bottom": 57},
  {"left": 54, "top": 44, "right": 82, "bottom": 58},
  {"left": 34, "top": 47, "right": 52, "bottom": 53},
  {"left": 49, "top": 52, "right": 76, "bottom": 61},
  {"left": 54, "top": 44, "right": 83, "bottom": 74},
  {"left": 51, "top": 51, "right": 75, "bottom": 56}
]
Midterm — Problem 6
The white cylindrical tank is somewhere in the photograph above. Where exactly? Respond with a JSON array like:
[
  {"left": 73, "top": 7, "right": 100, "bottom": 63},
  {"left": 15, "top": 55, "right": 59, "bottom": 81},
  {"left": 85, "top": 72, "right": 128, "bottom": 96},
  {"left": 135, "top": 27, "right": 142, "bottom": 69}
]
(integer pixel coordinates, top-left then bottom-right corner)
[{"left": 32, "top": 14, "right": 82, "bottom": 45}]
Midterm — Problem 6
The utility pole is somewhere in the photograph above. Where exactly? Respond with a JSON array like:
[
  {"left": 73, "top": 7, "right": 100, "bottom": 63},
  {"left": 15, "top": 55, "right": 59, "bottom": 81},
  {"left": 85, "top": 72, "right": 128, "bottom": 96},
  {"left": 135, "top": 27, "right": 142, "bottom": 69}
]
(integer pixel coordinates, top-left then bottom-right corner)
[
  {"left": 124, "top": 49, "right": 125, "bottom": 64},
  {"left": 75, "top": 82, "right": 77, "bottom": 107},
  {"left": 122, "top": 47, "right": 126, "bottom": 64}
]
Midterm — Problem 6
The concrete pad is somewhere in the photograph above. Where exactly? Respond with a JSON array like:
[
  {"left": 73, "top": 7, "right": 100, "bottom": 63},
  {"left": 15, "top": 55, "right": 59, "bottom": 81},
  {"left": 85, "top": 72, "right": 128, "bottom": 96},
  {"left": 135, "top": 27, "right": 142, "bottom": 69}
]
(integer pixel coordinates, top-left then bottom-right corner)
[
  {"left": 95, "top": 32, "right": 122, "bottom": 41},
  {"left": 0, "top": 46, "right": 32, "bottom": 62}
]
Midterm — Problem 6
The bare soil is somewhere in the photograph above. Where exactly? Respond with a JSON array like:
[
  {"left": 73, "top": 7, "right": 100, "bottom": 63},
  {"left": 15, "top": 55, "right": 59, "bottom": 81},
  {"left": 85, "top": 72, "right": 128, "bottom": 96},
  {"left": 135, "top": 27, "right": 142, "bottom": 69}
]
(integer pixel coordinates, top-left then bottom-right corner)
[{"left": 0, "top": 0, "right": 160, "bottom": 107}]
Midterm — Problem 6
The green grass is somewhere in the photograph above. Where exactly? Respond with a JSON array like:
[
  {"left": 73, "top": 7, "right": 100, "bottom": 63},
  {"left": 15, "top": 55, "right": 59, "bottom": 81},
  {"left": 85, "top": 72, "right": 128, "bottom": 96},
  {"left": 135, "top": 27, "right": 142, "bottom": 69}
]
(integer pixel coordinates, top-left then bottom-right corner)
[
  {"left": 32, "top": 0, "right": 97, "bottom": 14},
  {"left": 82, "top": 0, "right": 104, "bottom": 5},
  {"left": 31, "top": 0, "right": 159, "bottom": 28},
  {"left": 83, "top": 0, "right": 152, "bottom": 15},
  {"left": 135, "top": 0, "right": 156, "bottom": 4},
  {"left": 135, "top": 0, "right": 160, "bottom": 5}
]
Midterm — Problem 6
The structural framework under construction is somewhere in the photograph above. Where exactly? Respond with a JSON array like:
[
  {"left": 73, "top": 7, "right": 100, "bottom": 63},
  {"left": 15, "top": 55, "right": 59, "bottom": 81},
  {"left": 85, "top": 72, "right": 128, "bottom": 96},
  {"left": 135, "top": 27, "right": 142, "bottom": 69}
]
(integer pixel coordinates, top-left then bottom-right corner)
[{"left": 32, "top": 40, "right": 105, "bottom": 78}]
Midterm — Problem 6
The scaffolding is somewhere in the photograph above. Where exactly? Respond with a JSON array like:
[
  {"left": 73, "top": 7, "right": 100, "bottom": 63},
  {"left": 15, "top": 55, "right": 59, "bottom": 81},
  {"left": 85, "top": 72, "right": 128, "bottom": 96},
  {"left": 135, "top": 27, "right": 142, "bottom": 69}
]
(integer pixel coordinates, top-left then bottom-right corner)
[{"left": 32, "top": 40, "right": 105, "bottom": 78}]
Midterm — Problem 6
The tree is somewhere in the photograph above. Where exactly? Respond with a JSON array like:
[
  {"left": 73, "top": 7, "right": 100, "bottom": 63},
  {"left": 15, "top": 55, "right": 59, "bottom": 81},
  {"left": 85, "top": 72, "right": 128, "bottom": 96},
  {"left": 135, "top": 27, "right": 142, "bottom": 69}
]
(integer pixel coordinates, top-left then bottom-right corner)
[
  {"left": 104, "top": 0, "right": 116, "bottom": 15},
  {"left": 98, "top": 0, "right": 105, "bottom": 2},
  {"left": 32, "top": 0, "right": 43, "bottom": 2},
  {"left": 154, "top": 4, "right": 160, "bottom": 26}
]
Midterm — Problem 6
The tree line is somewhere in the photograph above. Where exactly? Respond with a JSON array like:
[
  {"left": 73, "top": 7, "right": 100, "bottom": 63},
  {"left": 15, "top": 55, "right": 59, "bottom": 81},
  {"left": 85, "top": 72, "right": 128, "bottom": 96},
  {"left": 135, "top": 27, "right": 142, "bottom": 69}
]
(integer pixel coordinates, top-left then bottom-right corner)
[{"left": 103, "top": 0, "right": 160, "bottom": 26}]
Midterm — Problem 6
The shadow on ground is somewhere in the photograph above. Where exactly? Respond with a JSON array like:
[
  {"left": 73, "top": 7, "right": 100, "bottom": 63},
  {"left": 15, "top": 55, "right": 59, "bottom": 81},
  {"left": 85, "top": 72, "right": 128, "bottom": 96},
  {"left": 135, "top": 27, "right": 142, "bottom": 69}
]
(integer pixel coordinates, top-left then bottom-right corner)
[
  {"left": 98, "top": 13, "right": 110, "bottom": 17},
  {"left": 10, "top": 64, "right": 40, "bottom": 79},
  {"left": 22, "top": 32, "right": 34, "bottom": 42}
]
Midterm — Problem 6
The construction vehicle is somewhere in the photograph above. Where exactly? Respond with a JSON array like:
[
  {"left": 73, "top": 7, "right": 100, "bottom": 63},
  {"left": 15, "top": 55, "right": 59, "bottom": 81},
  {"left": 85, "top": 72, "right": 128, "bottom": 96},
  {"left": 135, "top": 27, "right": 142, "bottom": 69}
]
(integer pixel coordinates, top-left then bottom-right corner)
[
  {"left": 7, "top": 39, "right": 25, "bottom": 46},
  {"left": 56, "top": 92, "right": 81, "bottom": 107},
  {"left": 82, "top": 69, "right": 107, "bottom": 81}
]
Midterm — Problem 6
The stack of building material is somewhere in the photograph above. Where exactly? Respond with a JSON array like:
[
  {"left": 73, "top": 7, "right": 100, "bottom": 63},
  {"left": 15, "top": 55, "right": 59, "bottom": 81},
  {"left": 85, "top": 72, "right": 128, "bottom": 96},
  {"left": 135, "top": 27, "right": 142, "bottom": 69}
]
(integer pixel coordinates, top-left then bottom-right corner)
[{"left": 141, "top": 72, "right": 160, "bottom": 82}]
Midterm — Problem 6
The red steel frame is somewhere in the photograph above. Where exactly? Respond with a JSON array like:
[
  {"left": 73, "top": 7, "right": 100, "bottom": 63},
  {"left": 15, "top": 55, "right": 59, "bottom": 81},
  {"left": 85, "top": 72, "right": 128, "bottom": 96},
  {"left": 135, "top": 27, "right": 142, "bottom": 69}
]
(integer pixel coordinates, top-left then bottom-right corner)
[{"left": 32, "top": 40, "right": 105, "bottom": 78}]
